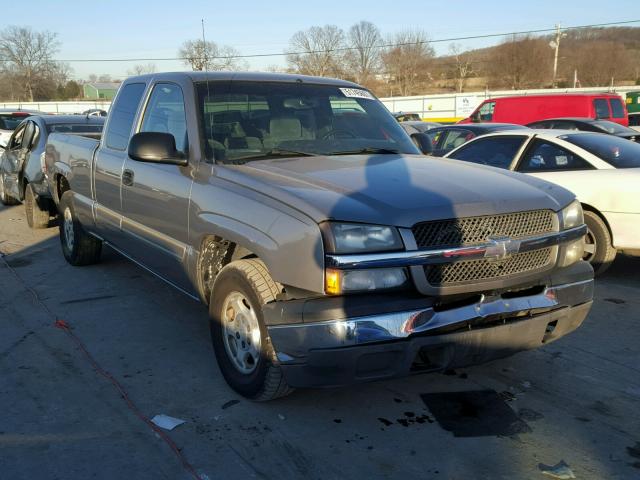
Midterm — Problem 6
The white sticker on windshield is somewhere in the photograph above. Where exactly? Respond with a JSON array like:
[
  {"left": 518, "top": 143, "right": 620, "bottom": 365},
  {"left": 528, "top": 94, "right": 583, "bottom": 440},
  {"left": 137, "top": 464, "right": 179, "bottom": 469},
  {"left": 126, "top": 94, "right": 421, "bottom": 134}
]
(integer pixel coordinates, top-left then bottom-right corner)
[{"left": 339, "top": 88, "right": 375, "bottom": 100}]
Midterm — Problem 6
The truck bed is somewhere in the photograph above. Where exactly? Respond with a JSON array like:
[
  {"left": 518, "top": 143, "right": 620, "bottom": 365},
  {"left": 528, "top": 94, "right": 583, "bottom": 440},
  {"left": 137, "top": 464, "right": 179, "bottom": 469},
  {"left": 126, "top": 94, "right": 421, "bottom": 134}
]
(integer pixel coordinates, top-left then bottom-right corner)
[{"left": 46, "top": 132, "right": 101, "bottom": 203}]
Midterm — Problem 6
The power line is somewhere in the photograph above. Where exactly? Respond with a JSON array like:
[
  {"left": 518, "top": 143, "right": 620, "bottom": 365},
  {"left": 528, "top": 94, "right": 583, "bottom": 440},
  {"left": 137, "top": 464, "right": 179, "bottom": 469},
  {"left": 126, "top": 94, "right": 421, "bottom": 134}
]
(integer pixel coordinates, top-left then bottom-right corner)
[{"left": 1, "top": 19, "right": 639, "bottom": 63}]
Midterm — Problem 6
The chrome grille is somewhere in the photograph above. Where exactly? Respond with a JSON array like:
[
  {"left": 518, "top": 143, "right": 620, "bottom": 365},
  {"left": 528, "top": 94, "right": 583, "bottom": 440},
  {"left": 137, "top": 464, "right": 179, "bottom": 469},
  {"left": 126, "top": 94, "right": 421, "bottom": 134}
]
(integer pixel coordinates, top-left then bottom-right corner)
[
  {"left": 412, "top": 210, "right": 555, "bottom": 249},
  {"left": 426, "top": 248, "right": 554, "bottom": 286}
]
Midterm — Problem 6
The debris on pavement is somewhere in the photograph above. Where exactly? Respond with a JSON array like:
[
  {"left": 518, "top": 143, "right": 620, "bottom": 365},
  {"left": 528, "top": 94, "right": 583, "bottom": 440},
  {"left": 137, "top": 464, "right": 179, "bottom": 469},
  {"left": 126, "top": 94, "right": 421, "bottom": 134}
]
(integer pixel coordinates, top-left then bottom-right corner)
[
  {"left": 538, "top": 460, "right": 576, "bottom": 479},
  {"left": 221, "top": 399, "right": 240, "bottom": 410},
  {"left": 150, "top": 414, "right": 186, "bottom": 431}
]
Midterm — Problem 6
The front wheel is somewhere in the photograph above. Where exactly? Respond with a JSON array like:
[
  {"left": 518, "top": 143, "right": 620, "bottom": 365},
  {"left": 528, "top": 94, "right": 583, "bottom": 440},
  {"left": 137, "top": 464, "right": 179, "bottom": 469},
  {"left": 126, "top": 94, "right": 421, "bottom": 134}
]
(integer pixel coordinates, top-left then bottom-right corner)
[
  {"left": 58, "top": 191, "right": 102, "bottom": 266},
  {"left": 583, "top": 210, "right": 616, "bottom": 275},
  {"left": 209, "top": 259, "right": 293, "bottom": 401}
]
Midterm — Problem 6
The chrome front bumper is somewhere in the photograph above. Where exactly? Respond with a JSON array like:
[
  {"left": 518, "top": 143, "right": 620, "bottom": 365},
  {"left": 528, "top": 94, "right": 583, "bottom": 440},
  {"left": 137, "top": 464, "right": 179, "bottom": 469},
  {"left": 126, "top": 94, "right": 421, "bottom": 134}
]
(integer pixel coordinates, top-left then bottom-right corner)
[{"left": 267, "top": 277, "right": 594, "bottom": 387}]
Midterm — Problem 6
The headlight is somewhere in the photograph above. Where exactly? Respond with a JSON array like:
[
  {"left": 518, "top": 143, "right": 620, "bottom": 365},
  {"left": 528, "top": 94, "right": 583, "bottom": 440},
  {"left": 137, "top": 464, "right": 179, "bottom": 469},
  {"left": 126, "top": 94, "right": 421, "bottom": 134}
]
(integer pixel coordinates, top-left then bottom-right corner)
[
  {"left": 560, "top": 200, "right": 584, "bottom": 230},
  {"left": 558, "top": 200, "right": 585, "bottom": 267},
  {"left": 325, "top": 268, "right": 408, "bottom": 295},
  {"left": 322, "top": 222, "right": 403, "bottom": 254}
]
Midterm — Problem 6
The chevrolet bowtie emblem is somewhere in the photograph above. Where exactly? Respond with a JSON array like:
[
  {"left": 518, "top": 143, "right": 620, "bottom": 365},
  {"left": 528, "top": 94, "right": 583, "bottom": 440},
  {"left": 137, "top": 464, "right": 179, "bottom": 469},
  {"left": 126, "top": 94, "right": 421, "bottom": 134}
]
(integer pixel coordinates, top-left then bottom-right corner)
[{"left": 484, "top": 236, "right": 521, "bottom": 261}]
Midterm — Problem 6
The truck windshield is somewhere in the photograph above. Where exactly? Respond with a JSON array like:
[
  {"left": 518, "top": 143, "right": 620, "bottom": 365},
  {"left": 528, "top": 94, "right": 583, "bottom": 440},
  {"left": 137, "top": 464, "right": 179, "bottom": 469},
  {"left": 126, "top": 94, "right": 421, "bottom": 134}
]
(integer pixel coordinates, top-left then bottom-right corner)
[
  {"left": 196, "top": 81, "right": 419, "bottom": 163},
  {"left": 561, "top": 133, "right": 640, "bottom": 168}
]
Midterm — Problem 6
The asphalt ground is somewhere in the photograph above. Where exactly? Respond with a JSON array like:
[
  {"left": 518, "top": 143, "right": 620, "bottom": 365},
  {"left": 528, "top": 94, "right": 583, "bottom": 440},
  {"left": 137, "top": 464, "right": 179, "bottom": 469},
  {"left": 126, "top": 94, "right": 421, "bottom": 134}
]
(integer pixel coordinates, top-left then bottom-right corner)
[{"left": 1, "top": 201, "right": 639, "bottom": 480}]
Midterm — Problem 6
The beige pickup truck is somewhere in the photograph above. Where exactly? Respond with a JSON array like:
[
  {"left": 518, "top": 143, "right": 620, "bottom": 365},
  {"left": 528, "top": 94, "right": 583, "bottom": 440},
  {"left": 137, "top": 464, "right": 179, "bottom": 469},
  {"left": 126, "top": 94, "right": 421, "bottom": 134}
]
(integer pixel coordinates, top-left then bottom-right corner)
[{"left": 45, "top": 72, "right": 594, "bottom": 400}]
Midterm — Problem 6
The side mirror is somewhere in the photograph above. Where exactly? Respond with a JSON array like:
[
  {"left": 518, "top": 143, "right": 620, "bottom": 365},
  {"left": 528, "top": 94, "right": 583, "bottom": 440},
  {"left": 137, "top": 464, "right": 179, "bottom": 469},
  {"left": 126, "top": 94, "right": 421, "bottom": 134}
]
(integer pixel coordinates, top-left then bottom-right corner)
[
  {"left": 470, "top": 111, "right": 481, "bottom": 123},
  {"left": 411, "top": 133, "right": 433, "bottom": 155},
  {"left": 128, "top": 132, "right": 187, "bottom": 165}
]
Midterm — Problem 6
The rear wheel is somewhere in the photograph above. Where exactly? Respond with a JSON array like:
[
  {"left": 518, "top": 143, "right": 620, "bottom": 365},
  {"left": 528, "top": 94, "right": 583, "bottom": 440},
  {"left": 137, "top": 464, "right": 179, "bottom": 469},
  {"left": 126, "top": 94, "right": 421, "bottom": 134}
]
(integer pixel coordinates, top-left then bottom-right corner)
[
  {"left": 209, "top": 259, "right": 293, "bottom": 401},
  {"left": 58, "top": 191, "right": 102, "bottom": 266},
  {"left": 583, "top": 210, "right": 616, "bottom": 275},
  {"left": 24, "top": 183, "right": 51, "bottom": 229},
  {"left": 0, "top": 174, "right": 19, "bottom": 206}
]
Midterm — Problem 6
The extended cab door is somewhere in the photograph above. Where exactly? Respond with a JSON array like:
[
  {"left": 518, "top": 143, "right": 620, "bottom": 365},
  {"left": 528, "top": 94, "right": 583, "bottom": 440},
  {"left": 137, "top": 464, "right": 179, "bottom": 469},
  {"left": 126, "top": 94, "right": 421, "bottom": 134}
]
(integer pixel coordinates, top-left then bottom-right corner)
[
  {"left": 120, "top": 81, "right": 194, "bottom": 292},
  {"left": 93, "top": 82, "right": 147, "bottom": 243}
]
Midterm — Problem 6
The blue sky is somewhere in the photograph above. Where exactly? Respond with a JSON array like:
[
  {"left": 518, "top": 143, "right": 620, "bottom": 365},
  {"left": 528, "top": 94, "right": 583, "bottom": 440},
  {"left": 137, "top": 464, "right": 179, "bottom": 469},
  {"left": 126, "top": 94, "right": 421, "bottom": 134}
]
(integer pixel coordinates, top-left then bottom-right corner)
[{"left": 1, "top": 0, "right": 637, "bottom": 80}]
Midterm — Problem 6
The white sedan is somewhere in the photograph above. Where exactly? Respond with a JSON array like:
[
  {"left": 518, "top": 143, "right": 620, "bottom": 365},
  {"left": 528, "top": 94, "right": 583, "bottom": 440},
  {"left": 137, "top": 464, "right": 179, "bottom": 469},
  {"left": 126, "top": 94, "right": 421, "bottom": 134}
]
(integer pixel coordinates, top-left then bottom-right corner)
[{"left": 444, "top": 130, "right": 640, "bottom": 274}]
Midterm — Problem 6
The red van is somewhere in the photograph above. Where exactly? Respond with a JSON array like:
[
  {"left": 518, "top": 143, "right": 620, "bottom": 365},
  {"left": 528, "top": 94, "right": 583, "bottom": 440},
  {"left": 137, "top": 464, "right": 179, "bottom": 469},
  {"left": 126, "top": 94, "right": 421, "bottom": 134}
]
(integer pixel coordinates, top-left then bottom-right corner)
[{"left": 460, "top": 93, "right": 628, "bottom": 126}]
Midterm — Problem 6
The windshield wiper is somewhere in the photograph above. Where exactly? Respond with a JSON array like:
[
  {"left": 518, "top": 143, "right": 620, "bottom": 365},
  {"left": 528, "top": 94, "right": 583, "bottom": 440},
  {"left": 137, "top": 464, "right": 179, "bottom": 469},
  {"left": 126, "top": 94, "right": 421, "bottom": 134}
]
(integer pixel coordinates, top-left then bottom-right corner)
[
  {"left": 231, "top": 148, "right": 320, "bottom": 162},
  {"left": 331, "top": 147, "right": 400, "bottom": 156}
]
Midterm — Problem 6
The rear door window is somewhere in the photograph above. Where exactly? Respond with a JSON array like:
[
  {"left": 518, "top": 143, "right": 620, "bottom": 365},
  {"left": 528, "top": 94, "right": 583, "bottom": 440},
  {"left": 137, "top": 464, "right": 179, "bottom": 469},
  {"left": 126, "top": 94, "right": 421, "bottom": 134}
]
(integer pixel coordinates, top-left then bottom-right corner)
[
  {"left": 104, "top": 83, "right": 146, "bottom": 151},
  {"left": 21, "top": 121, "right": 36, "bottom": 149},
  {"left": 594, "top": 99, "right": 610, "bottom": 119},
  {"left": 609, "top": 98, "right": 625, "bottom": 119},
  {"left": 448, "top": 135, "right": 527, "bottom": 169},
  {"left": 517, "top": 139, "right": 594, "bottom": 172}
]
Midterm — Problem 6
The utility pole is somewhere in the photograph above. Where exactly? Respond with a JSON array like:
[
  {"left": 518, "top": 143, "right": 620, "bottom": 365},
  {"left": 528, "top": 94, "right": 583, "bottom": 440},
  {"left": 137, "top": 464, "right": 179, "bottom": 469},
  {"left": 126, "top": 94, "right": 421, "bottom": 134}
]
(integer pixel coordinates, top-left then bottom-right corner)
[
  {"left": 201, "top": 19, "right": 208, "bottom": 71},
  {"left": 550, "top": 24, "right": 566, "bottom": 88}
]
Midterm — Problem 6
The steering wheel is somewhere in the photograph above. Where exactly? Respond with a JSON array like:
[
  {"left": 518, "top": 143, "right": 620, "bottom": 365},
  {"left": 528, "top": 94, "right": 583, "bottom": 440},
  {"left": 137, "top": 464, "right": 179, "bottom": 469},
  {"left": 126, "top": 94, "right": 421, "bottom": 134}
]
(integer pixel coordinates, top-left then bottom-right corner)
[{"left": 321, "top": 129, "right": 356, "bottom": 140}]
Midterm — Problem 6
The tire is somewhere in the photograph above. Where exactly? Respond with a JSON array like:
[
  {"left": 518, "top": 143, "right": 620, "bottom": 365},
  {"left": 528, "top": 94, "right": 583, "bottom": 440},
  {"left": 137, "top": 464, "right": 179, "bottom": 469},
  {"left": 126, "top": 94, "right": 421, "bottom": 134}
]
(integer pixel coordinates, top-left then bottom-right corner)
[
  {"left": 209, "top": 258, "right": 293, "bottom": 401},
  {"left": 0, "top": 174, "right": 19, "bottom": 206},
  {"left": 58, "top": 191, "right": 102, "bottom": 266},
  {"left": 24, "top": 183, "right": 51, "bottom": 229},
  {"left": 583, "top": 210, "right": 616, "bottom": 275}
]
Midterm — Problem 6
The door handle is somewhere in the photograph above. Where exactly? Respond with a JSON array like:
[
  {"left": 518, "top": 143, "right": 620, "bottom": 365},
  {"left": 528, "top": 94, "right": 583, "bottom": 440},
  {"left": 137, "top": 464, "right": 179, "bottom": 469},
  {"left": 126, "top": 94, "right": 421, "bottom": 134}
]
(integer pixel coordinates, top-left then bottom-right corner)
[{"left": 122, "top": 169, "right": 134, "bottom": 186}]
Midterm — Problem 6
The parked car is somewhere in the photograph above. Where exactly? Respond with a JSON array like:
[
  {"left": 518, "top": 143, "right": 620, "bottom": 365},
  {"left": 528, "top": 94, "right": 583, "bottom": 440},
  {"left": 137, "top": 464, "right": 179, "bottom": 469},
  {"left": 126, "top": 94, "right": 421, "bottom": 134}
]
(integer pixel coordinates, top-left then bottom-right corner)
[
  {"left": 424, "top": 123, "right": 529, "bottom": 156},
  {"left": 526, "top": 118, "right": 639, "bottom": 142},
  {"left": 399, "top": 120, "right": 441, "bottom": 135},
  {"left": 445, "top": 130, "right": 640, "bottom": 274},
  {"left": 81, "top": 108, "right": 108, "bottom": 117},
  {"left": 627, "top": 91, "right": 640, "bottom": 131},
  {"left": 460, "top": 94, "right": 629, "bottom": 127},
  {"left": 0, "top": 115, "right": 104, "bottom": 228},
  {"left": 393, "top": 112, "right": 422, "bottom": 122},
  {"left": 0, "top": 109, "right": 41, "bottom": 148},
  {"left": 45, "top": 72, "right": 592, "bottom": 400}
]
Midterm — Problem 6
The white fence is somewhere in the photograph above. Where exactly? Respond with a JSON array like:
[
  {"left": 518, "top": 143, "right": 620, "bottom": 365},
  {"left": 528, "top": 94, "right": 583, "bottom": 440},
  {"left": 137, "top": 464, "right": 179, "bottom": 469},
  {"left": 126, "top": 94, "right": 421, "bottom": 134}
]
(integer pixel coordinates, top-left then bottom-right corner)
[
  {"left": 1, "top": 85, "right": 638, "bottom": 120},
  {"left": 379, "top": 86, "right": 639, "bottom": 122},
  {"left": 0, "top": 100, "right": 112, "bottom": 114}
]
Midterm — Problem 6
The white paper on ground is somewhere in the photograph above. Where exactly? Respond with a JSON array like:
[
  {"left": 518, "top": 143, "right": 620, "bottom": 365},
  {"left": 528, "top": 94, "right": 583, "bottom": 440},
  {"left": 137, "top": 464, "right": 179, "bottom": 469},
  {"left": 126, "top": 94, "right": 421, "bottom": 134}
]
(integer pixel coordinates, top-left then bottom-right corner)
[{"left": 151, "top": 414, "right": 186, "bottom": 431}]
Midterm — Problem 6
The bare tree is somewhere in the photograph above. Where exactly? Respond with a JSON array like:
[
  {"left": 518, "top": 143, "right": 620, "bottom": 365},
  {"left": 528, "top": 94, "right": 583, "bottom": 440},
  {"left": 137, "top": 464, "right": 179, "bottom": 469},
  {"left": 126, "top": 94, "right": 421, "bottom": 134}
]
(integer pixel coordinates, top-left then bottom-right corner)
[
  {"left": 286, "top": 25, "right": 346, "bottom": 77},
  {"left": 448, "top": 44, "right": 475, "bottom": 93},
  {"left": 178, "top": 40, "right": 247, "bottom": 71},
  {"left": 0, "top": 26, "right": 60, "bottom": 101},
  {"left": 345, "top": 21, "right": 382, "bottom": 86},
  {"left": 127, "top": 63, "right": 157, "bottom": 76},
  {"left": 381, "top": 30, "right": 435, "bottom": 96},
  {"left": 486, "top": 35, "right": 550, "bottom": 89}
]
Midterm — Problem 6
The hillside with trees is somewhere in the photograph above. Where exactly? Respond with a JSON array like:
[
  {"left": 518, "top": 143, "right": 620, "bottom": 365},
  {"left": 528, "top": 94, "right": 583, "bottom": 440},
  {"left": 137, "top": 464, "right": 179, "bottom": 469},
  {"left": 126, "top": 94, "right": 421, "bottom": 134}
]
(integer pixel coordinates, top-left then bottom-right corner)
[{"left": 1, "top": 24, "right": 638, "bottom": 102}]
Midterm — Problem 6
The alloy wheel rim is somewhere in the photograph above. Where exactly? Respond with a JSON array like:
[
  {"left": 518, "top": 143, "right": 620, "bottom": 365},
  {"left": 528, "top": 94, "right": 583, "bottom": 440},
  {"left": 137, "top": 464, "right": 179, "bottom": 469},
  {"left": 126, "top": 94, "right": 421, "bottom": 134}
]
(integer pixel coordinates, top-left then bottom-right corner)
[
  {"left": 221, "top": 291, "right": 262, "bottom": 374},
  {"left": 583, "top": 228, "right": 596, "bottom": 262},
  {"left": 63, "top": 207, "right": 75, "bottom": 251}
]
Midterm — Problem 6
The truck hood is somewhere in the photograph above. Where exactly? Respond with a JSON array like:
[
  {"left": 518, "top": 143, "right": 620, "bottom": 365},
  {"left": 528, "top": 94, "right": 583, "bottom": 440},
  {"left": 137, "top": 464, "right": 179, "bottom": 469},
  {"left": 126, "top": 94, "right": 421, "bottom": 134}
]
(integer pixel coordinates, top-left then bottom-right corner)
[{"left": 218, "top": 154, "right": 574, "bottom": 227}]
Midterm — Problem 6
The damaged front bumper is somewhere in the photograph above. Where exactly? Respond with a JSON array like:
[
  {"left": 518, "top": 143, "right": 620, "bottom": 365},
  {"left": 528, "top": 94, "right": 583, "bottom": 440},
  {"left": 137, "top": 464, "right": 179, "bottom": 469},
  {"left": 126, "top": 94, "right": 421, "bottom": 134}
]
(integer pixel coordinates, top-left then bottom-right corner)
[{"left": 265, "top": 264, "right": 594, "bottom": 388}]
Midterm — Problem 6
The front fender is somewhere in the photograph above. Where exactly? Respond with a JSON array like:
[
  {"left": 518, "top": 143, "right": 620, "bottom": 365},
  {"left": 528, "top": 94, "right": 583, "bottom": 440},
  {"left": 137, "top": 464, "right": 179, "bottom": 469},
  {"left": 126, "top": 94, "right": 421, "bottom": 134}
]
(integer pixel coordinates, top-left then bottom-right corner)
[{"left": 189, "top": 179, "right": 325, "bottom": 294}]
